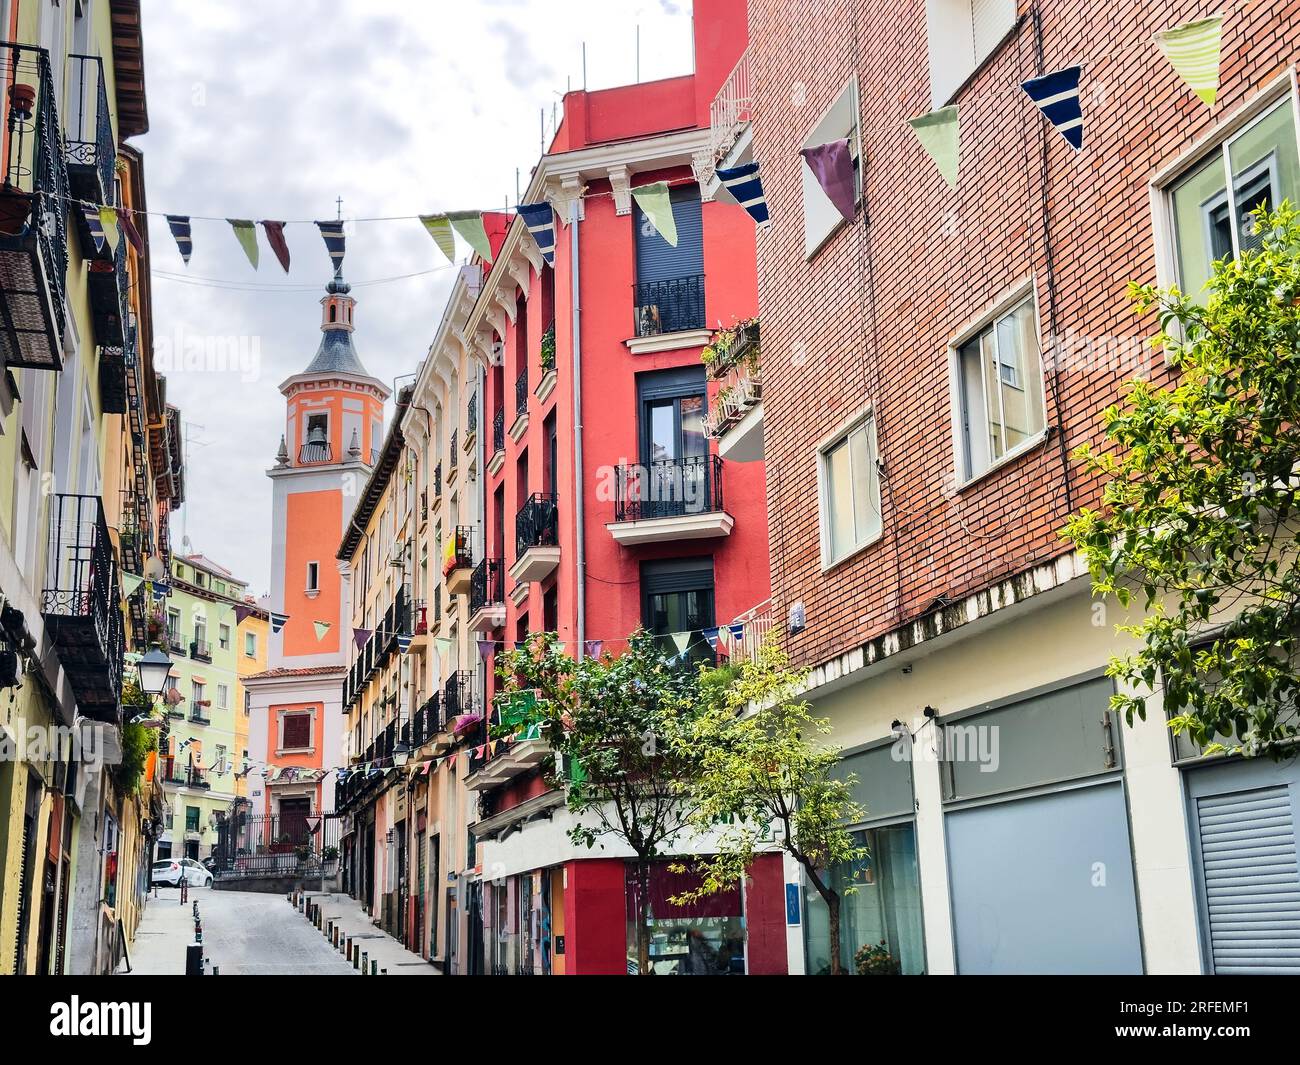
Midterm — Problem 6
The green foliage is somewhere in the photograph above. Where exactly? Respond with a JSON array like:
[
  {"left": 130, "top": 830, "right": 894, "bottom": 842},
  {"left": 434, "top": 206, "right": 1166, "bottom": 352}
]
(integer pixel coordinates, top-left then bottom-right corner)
[
  {"left": 854, "top": 940, "right": 900, "bottom": 975},
  {"left": 1064, "top": 204, "right": 1300, "bottom": 755},
  {"left": 700, "top": 317, "right": 759, "bottom": 372},
  {"left": 540, "top": 322, "right": 557, "bottom": 371},
  {"left": 111, "top": 719, "right": 156, "bottom": 796}
]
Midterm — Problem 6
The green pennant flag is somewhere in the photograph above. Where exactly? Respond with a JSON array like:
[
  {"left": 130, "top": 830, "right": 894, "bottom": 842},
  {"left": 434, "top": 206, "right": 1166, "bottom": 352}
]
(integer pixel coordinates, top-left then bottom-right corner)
[
  {"left": 630, "top": 182, "right": 677, "bottom": 246},
  {"left": 907, "top": 105, "right": 960, "bottom": 188},
  {"left": 1154, "top": 16, "right": 1223, "bottom": 107},
  {"left": 313, "top": 620, "right": 330, "bottom": 642},
  {"left": 228, "top": 219, "right": 259, "bottom": 269},
  {"left": 447, "top": 211, "right": 493, "bottom": 262},
  {"left": 419, "top": 214, "right": 457, "bottom": 262},
  {"left": 670, "top": 631, "right": 690, "bottom": 654},
  {"left": 99, "top": 206, "right": 119, "bottom": 252},
  {"left": 121, "top": 572, "right": 144, "bottom": 599},
  {"left": 435, "top": 636, "right": 453, "bottom": 658}
]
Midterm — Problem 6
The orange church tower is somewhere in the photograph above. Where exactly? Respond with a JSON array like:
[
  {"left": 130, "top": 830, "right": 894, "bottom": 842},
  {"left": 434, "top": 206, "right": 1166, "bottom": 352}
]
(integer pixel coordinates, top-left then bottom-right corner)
[{"left": 243, "top": 273, "right": 389, "bottom": 830}]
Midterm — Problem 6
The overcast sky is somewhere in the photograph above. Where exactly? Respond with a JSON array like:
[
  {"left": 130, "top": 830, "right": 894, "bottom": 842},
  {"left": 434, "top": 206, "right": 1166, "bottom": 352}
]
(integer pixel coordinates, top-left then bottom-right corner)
[{"left": 137, "top": 0, "right": 696, "bottom": 595}]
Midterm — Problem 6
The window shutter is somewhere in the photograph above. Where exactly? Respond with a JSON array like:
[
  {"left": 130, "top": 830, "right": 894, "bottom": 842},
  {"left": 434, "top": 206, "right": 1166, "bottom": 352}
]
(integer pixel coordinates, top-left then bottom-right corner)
[
  {"left": 283, "top": 713, "right": 312, "bottom": 749},
  {"left": 634, "top": 186, "right": 704, "bottom": 284}
]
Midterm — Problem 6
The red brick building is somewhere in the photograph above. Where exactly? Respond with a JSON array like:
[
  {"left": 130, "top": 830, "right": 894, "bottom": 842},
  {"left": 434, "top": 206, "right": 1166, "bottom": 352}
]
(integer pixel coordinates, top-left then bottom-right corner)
[{"left": 721, "top": 0, "right": 1300, "bottom": 973}]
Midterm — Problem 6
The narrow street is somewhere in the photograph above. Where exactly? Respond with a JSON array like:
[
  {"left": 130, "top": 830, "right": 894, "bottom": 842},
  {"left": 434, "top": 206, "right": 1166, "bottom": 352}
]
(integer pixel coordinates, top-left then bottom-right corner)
[{"left": 121, "top": 888, "right": 355, "bottom": 976}]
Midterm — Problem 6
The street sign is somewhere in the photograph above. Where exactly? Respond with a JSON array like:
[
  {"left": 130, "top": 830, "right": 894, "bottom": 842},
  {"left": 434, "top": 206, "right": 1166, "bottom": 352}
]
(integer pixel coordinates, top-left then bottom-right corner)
[{"left": 306, "top": 816, "right": 322, "bottom": 835}]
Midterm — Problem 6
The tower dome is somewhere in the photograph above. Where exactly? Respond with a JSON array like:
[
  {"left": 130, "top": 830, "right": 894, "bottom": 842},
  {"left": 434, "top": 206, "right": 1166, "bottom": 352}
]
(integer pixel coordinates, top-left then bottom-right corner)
[{"left": 301, "top": 271, "right": 373, "bottom": 378}]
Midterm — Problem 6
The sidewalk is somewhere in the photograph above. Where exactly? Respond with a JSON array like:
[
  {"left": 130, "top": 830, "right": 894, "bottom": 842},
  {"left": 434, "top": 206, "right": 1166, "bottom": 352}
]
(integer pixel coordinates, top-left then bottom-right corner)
[{"left": 297, "top": 891, "right": 439, "bottom": 975}]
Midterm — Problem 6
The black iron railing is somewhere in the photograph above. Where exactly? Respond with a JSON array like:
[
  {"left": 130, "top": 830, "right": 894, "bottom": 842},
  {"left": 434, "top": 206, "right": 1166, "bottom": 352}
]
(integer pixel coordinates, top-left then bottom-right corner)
[
  {"left": 163, "top": 760, "right": 209, "bottom": 789},
  {"left": 448, "top": 525, "right": 474, "bottom": 571},
  {"left": 210, "top": 811, "right": 341, "bottom": 881},
  {"left": 469, "top": 558, "right": 503, "bottom": 616},
  {"left": 298, "top": 441, "right": 332, "bottom": 464},
  {"left": 41, "top": 493, "right": 123, "bottom": 717},
  {"left": 515, "top": 369, "right": 528, "bottom": 416},
  {"left": 633, "top": 274, "right": 705, "bottom": 335},
  {"left": 343, "top": 585, "right": 410, "bottom": 711},
  {"left": 449, "top": 431, "right": 458, "bottom": 469},
  {"left": 0, "top": 42, "right": 69, "bottom": 370},
  {"left": 190, "top": 638, "right": 211, "bottom": 662},
  {"left": 613, "top": 456, "right": 724, "bottom": 522},
  {"left": 492, "top": 407, "right": 505, "bottom": 454},
  {"left": 64, "top": 54, "right": 114, "bottom": 200},
  {"left": 444, "top": 670, "right": 477, "bottom": 722},
  {"left": 516, "top": 493, "right": 558, "bottom": 553},
  {"left": 467, "top": 390, "right": 478, "bottom": 436},
  {"left": 433, "top": 461, "right": 442, "bottom": 498}
]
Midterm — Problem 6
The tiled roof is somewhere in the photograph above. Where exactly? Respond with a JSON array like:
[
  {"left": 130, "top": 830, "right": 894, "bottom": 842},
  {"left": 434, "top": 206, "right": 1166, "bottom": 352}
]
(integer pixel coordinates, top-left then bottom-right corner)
[{"left": 243, "top": 666, "right": 343, "bottom": 680}]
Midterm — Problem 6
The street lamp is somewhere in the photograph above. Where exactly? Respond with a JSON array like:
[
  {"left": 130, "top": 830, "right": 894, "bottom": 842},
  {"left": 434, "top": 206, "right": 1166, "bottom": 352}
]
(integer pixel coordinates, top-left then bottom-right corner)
[
  {"left": 137, "top": 644, "right": 174, "bottom": 697},
  {"left": 392, "top": 737, "right": 410, "bottom": 769}
]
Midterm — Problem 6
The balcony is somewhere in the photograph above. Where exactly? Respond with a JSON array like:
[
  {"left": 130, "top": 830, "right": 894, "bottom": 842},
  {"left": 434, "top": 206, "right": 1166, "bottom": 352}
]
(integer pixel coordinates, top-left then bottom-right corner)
[
  {"left": 443, "top": 670, "right": 480, "bottom": 729},
  {"left": 64, "top": 54, "right": 115, "bottom": 253},
  {"left": 0, "top": 42, "right": 69, "bottom": 370},
  {"left": 443, "top": 525, "right": 474, "bottom": 595},
  {"left": 167, "top": 630, "right": 186, "bottom": 655},
  {"left": 631, "top": 274, "right": 707, "bottom": 351},
  {"left": 468, "top": 558, "right": 505, "bottom": 633},
  {"left": 298, "top": 440, "right": 333, "bottom": 464},
  {"left": 489, "top": 407, "right": 505, "bottom": 475},
  {"left": 607, "top": 456, "right": 733, "bottom": 546},
  {"left": 510, "top": 369, "right": 529, "bottom": 441},
  {"left": 433, "top": 461, "right": 442, "bottom": 501},
  {"left": 163, "top": 761, "right": 211, "bottom": 790},
  {"left": 703, "top": 319, "right": 763, "bottom": 462},
  {"left": 537, "top": 321, "right": 557, "bottom": 401},
  {"left": 448, "top": 431, "right": 459, "bottom": 482},
  {"left": 86, "top": 235, "right": 127, "bottom": 348},
  {"left": 466, "top": 390, "right": 478, "bottom": 447},
  {"left": 188, "top": 710, "right": 211, "bottom": 726},
  {"left": 708, "top": 47, "right": 751, "bottom": 167},
  {"left": 190, "top": 638, "right": 212, "bottom": 663},
  {"left": 511, "top": 493, "right": 559, "bottom": 583},
  {"left": 41, "top": 494, "right": 123, "bottom": 720}
]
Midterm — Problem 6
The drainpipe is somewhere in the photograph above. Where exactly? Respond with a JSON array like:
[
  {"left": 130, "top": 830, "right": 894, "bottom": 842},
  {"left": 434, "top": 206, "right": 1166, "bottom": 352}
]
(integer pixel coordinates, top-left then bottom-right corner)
[{"left": 570, "top": 200, "right": 586, "bottom": 659}]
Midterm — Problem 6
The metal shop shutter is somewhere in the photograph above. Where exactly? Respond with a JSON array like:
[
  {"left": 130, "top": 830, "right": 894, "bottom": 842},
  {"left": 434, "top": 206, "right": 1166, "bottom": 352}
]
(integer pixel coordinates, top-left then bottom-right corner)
[
  {"left": 1195, "top": 785, "right": 1300, "bottom": 974},
  {"left": 634, "top": 186, "right": 704, "bottom": 284}
]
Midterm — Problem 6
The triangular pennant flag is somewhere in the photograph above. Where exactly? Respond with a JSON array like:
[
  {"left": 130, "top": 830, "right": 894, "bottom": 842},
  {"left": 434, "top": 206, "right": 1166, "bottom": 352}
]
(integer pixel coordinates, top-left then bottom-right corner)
[
  {"left": 907, "top": 106, "right": 960, "bottom": 188},
  {"left": 99, "top": 206, "right": 119, "bottom": 252},
  {"left": 670, "top": 631, "right": 690, "bottom": 654},
  {"left": 270, "top": 611, "right": 289, "bottom": 634},
  {"left": 121, "top": 572, "right": 144, "bottom": 599},
  {"left": 396, "top": 634, "right": 412, "bottom": 653},
  {"left": 233, "top": 603, "right": 254, "bottom": 625},
  {"left": 165, "top": 215, "right": 191, "bottom": 264},
  {"left": 1153, "top": 16, "right": 1223, "bottom": 107},
  {"left": 228, "top": 219, "right": 259, "bottom": 268},
  {"left": 515, "top": 202, "right": 557, "bottom": 265},
  {"left": 729, "top": 623, "right": 745, "bottom": 642},
  {"left": 447, "top": 212, "right": 493, "bottom": 262},
  {"left": 584, "top": 640, "right": 603, "bottom": 659},
  {"left": 116, "top": 208, "right": 145, "bottom": 256},
  {"left": 419, "top": 214, "right": 457, "bottom": 262},
  {"left": 80, "top": 205, "right": 106, "bottom": 253},
  {"left": 630, "top": 182, "right": 678, "bottom": 246},
  {"left": 435, "top": 636, "right": 453, "bottom": 657},
  {"left": 1020, "top": 66, "right": 1084, "bottom": 150},
  {"left": 315, "top": 220, "right": 346, "bottom": 272},
  {"left": 715, "top": 162, "right": 770, "bottom": 226},
  {"left": 478, "top": 639, "right": 494, "bottom": 661},
  {"left": 703, "top": 626, "right": 719, "bottom": 651},
  {"left": 261, "top": 220, "right": 291, "bottom": 273},
  {"left": 799, "top": 138, "right": 857, "bottom": 222},
  {"left": 313, "top": 621, "right": 330, "bottom": 641},
  {"left": 353, "top": 627, "right": 372, "bottom": 649}
]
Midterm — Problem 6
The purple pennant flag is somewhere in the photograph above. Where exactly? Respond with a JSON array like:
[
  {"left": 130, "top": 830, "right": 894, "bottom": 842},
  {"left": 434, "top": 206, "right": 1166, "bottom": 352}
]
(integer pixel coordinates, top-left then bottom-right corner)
[
  {"left": 477, "top": 639, "right": 494, "bottom": 661},
  {"left": 353, "top": 627, "right": 372, "bottom": 649},
  {"left": 799, "top": 137, "right": 856, "bottom": 223},
  {"left": 584, "top": 640, "right": 603, "bottom": 659},
  {"left": 233, "top": 603, "right": 254, "bottom": 625}
]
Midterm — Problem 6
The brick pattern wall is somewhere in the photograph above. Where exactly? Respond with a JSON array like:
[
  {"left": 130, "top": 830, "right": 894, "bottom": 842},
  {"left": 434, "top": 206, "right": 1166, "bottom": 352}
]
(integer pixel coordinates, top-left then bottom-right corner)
[{"left": 747, "top": 0, "right": 1300, "bottom": 669}]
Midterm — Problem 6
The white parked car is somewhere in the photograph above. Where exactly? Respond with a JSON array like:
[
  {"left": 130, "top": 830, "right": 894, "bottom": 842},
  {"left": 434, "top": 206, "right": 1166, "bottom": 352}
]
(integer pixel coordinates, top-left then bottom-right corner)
[{"left": 151, "top": 858, "right": 212, "bottom": 887}]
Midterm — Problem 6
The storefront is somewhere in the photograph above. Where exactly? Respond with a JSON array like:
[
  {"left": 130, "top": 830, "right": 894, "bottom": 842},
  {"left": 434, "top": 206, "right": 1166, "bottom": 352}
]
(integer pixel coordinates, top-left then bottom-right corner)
[{"left": 627, "top": 862, "right": 746, "bottom": 975}]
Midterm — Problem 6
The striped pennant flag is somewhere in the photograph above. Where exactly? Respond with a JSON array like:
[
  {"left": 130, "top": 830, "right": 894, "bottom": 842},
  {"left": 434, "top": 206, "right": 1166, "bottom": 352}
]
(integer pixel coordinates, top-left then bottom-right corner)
[
  {"left": 1021, "top": 65, "right": 1084, "bottom": 150},
  {"left": 703, "top": 626, "right": 720, "bottom": 652},
  {"left": 396, "top": 634, "right": 412, "bottom": 653},
  {"left": 166, "top": 215, "right": 191, "bottom": 263},
  {"left": 715, "top": 161, "right": 770, "bottom": 226},
  {"left": 1154, "top": 16, "right": 1223, "bottom": 107},
  {"left": 315, "top": 220, "right": 346, "bottom": 273},
  {"left": 81, "top": 205, "right": 107, "bottom": 253},
  {"left": 419, "top": 214, "right": 456, "bottom": 262},
  {"left": 515, "top": 202, "right": 556, "bottom": 265},
  {"left": 270, "top": 611, "right": 289, "bottom": 634}
]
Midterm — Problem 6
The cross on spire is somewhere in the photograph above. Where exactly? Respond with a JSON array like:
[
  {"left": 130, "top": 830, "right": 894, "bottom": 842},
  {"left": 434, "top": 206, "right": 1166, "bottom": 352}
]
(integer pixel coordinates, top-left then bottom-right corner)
[{"left": 336, "top": 195, "right": 343, "bottom": 221}]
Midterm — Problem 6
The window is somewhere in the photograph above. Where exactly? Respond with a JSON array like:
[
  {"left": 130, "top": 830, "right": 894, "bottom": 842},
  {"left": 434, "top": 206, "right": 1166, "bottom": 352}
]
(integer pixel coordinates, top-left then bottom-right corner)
[
  {"left": 244, "top": 690, "right": 251, "bottom": 716},
  {"left": 281, "top": 711, "right": 312, "bottom": 751},
  {"left": 1168, "top": 95, "right": 1300, "bottom": 299},
  {"left": 306, "top": 561, "right": 320, "bottom": 593},
  {"left": 924, "top": 0, "right": 1017, "bottom": 107},
  {"left": 634, "top": 367, "right": 711, "bottom": 518},
  {"left": 216, "top": 684, "right": 229, "bottom": 710},
  {"left": 218, "top": 624, "right": 230, "bottom": 651},
  {"left": 953, "top": 294, "right": 1045, "bottom": 482},
  {"left": 642, "top": 558, "right": 715, "bottom": 665},
  {"left": 185, "top": 806, "right": 200, "bottom": 832},
  {"left": 244, "top": 631, "right": 256, "bottom": 658},
  {"left": 167, "top": 609, "right": 181, "bottom": 641},
  {"left": 633, "top": 185, "right": 705, "bottom": 334},
  {"left": 818, "top": 414, "right": 882, "bottom": 565},
  {"left": 191, "top": 680, "right": 205, "bottom": 706},
  {"left": 801, "top": 78, "right": 862, "bottom": 258}
]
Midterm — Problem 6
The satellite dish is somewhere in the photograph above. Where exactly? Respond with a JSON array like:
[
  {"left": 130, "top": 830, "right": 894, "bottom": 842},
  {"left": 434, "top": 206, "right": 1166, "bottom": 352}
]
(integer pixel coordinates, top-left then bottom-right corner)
[{"left": 144, "top": 557, "right": 166, "bottom": 579}]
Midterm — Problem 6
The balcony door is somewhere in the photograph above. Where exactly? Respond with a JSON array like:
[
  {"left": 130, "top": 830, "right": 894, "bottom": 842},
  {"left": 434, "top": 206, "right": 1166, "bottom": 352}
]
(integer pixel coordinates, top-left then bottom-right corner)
[
  {"left": 633, "top": 185, "right": 704, "bottom": 334},
  {"left": 638, "top": 367, "right": 708, "bottom": 518},
  {"left": 642, "top": 558, "right": 715, "bottom": 665}
]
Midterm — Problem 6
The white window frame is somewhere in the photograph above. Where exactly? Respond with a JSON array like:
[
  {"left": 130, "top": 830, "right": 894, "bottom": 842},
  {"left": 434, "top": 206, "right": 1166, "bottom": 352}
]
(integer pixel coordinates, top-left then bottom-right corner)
[
  {"left": 800, "top": 75, "right": 862, "bottom": 260},
  {"left": 306, "top": 560, "right": 320, "bottom": 595},
  {"left": 924, "top": 0, "right": 1018, "bottom": 109},
  {"left": 1151, "top": 76, "right": 1300, "bottom": 294},
  {"left": 816, "top": 406, "right": 883, "bottom": 570},
  {"left": 947, "top": 278, "right": 1049, "bottom": 489},
  {"left": 216, "top": 683, "right": 229, "bottom": 710},
  {"left": 277, "top": 708, "right": 316, "bottom": 755},
  {"left": 218, "top": 623, "right": 231, "bottom": 650}
]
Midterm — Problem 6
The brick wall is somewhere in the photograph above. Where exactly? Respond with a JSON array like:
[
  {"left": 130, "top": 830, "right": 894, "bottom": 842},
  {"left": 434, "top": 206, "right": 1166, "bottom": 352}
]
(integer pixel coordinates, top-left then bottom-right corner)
[{"left": 746, "top": 0, "right": 1300, "bottom": 669}]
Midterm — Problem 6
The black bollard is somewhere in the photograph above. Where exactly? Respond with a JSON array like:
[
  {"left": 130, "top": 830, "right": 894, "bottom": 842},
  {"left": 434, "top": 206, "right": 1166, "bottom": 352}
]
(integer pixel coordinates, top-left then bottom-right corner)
[{"left": 185, "top": 943, "right": 203, "bottom": 975}]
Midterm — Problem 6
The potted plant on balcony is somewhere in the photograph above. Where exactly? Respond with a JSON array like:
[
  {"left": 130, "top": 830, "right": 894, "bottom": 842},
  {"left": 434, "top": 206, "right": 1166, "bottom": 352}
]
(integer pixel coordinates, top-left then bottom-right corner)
[
  {"left": 700, "top": 317, "right": 760, "bottom": 376},
  {"left": 0, "top": 184, "right": 33, "bottom": 236}
]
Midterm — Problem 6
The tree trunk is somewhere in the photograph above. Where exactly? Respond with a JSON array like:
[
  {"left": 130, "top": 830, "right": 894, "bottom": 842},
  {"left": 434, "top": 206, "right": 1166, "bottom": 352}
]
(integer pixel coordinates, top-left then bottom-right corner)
[
  {"left": 827, "top": 891, "right": 843, "bottom": 975},
  {"left": 636, "top": 858, "right": 652, "bottom": 975}
]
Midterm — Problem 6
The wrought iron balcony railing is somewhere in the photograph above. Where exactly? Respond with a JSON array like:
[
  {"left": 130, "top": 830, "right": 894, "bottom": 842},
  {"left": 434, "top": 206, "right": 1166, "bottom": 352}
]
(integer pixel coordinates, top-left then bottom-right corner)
[
  {"left": 613, "top": 455, "right": 724, "bottom": 522},
  {"left": 64, "top": 54, "right": 114, "bottom": 203},
  {"left": 469, "top": 558, "right": 504, "bottom": 616},
  {"left": 433, "top": 461, "right": 442, "bottom": 498},
  {"left": 41, "top": 493, "right": 123, "bottom": 720},
  {"left": 444, "top": 670, "right": 478, "bottom": 723},
  {"left": 492, "top": 407, "right": 505, "bottom": 454},
  {"left": 516, "top": 493, "right": 558, "bottom": 554},
  {"left": 449, "top": 431, "right": 458, "bottom": 469},
  {"left": 467, "top": 390, "right": 478, "bottom": 436},
  {"left": 0, "top": 42, "right": 69, "bottom": 370},
  {"left": 190, "top": 638, "right": 212, "bottom": 662},
  {"left": 447, "top": 525, "right": 474, "bottom": 571},
  {"left": 633, "top": 274, "right": 705, "bottom": 336},
  {"left": 298, "top": 441, "right": 333, "bottom": 464},
  {"left": 515, "top": 368, "right": 528, "bottom": 416},
  {"left": 708, "top": 46, "right": 751, "bottom": 163}
]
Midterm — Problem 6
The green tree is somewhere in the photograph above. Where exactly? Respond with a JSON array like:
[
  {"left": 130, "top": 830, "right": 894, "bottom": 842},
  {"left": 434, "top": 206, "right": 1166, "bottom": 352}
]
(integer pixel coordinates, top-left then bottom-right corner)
[
  {"left": 494, "top": 630, "right": 703, "bottom": 974},
  {"left": 673, "top": 640, "right": 866, "bottom": 975},
  {"left": 1065, "top": 204, "right": 1300, "bottom": 754}
]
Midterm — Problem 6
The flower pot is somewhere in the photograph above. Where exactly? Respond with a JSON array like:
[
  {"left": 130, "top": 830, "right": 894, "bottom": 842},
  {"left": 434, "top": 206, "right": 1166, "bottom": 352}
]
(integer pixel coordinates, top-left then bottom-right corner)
[
  {"left": 0, "top": 185, "right": 33, "bottom": 236},
  {"left": 8, "top": 83, "right": 36, "bottom": 120}
]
